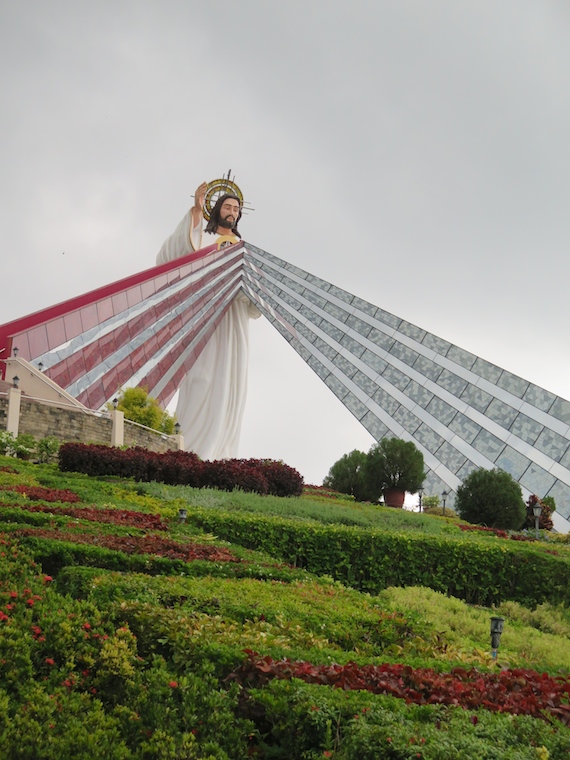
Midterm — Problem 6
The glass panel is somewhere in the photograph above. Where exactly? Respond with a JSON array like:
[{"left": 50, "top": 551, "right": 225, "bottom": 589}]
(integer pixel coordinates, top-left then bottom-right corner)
[
  {"left": 45, "top": 319, "right": 66, "bottom": 349},
  {"left": 495, "top": 446, "right": 532, "bottom": 480},
  {"left": 352, "top": 370, "right": 377, "bottom": 396},
  {"left": 435, "top": 441, "right": 467, "bottom": 474},
  {"left": 372, "top": 387, "right": 401, "bottom": 417},
  {"left": 509, "top": 413, "right": 543, "bottom": 445},
  {"left": 97, "top": 298, "right": 114, "bottom": 324},
  {"left": 389, "top": 341, "right": 419, "bottom": 368},
  {"left": 327, "top": 284, "right": 354, "bottom": 305},
  {"left": 402, "top": 379, "right": 433, "bottom": 409},
  {"left": 27, "top": 325, "right": 49, "bottom": 357},
  {"left": 422, "top": 333, "right": 452, "bottom": 356},
  {"left": 534, "top": 429, "right": 570, "bottom": 463},
  {"left": 381, "top": 364, "right": 410, "bottom": 391},
  {"left": 63, "top": 312, "right": 83, "bottom": 342},
  {"left": 485, "top": 398, "right": 518, "bottom": 429},
  {"left": 368, "top": 328, "right": 395, "bottom": 352},
  {"left": 398, "top": 321, "right": 426, "bottom": 342},
  {"left": 520, "top": 463, "right": 556, "bottom": 496},
  {"left": 460, "top": 382, "right": 492, "bottom": 412},
  {"left": 426, "top": 396, "right": 457, "bottom": 426},
  {"left": 80, "top": 304, "right": 99, "bottom": 332},
  {"left": 549, "top": 397, "right": 570, "bottom": 426},
  {"left": 497, "top": 371, "right": 529, "bottom": 399},
  {"left": 413, "top": 355, "right": 443, "bottom": 382},
  {"left": 447, "top": 345, "right": 476, "bottom": 370},
  {"left": 339, "top": 334, "right": 366, "bottom": 358},
  {"left": 414, "top": 423, "right": 445, "bottom": 455},
  {"left": 343, "top": 392, "right": 368, "bottom": 421},
  {"left": 361, "top": 411, "right": 389, "bottom": 439},
  {"left": 111, "top": 291, "right": 129, "bottom": 316},
  {"left": 438, "top": 369, "right": 468, "bottom": 398},
  {"left": 323, "top": 302, "right": 350, "bottom": 322},
  {"left": 523, "top": 383, "right": 556, "bottom": 413},
  {"left": 472, "top": 357, "right": 502, "bottom": 384},
  {"left": 324, "top": 373, "right": 349, "bottom": 400},
  {"left": 126, "top": 285, "right": 143, "bottom": 308},
  {"left": 471, "top": 430, "right": 505, "bottom": 462},
  {"left": 345, "top": 314, "right": 372, "bottom": 338}
]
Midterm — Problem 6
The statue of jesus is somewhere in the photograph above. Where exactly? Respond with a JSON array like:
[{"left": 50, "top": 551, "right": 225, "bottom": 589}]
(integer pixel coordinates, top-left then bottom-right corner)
[{"left": 156, "top": 181, "right": 260, "bottom": 460}]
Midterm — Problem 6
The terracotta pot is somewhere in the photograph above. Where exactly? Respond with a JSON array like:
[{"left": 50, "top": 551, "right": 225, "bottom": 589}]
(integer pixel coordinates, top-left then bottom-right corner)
[{"left": 382, "top": 488, "right": 405, "bottom": 508}]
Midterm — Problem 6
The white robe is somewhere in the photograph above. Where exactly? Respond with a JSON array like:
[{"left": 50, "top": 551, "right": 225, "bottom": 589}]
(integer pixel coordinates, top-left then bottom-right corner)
[{"left": 156, "top": 211, "right": 259, "bottom": 460}]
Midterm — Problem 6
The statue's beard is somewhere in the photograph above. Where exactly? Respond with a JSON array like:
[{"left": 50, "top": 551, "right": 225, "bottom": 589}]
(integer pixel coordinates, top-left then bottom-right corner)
[{"left": 218, "top": 215, "right": 235, "bottom": 229}]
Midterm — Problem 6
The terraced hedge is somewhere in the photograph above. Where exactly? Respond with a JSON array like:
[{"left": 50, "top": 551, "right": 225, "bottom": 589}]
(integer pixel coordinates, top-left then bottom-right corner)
[{"left": 184, "top": 507, "right": 570, "bottom": 607}]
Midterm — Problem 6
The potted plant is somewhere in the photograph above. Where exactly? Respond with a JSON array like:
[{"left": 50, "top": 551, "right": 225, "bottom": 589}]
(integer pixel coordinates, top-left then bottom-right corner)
[{"left": 363, "top": 437, "right": 426, "bottom": 507}]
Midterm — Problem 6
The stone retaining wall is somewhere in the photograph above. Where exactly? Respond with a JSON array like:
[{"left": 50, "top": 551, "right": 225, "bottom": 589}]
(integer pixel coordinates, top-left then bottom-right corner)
[{"left": 0, "top": 396, "right": 177, "bottom": 454}]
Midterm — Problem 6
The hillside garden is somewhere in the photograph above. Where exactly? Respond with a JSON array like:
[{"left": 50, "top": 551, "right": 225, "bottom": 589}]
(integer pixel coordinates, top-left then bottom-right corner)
[{"left": 1, "top": 447, "right": 570, "bottom": 757}]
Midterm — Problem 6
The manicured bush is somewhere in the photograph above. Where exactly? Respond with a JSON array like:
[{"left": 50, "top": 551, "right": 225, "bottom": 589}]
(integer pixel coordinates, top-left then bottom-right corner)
[
  {"left": 456, "top": 468, "right": 526, "bottom": 530},
  {"left": 58, "top": 443, "right": 303, "bottom": 497},
  {"left": 323, "top": 449, "right": 368, "bottom": 501}
]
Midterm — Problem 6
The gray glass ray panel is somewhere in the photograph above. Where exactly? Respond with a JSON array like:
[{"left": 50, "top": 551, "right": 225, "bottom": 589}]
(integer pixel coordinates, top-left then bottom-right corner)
[{"left": 246, "top": 246, "right": 570, "bottom": 516}]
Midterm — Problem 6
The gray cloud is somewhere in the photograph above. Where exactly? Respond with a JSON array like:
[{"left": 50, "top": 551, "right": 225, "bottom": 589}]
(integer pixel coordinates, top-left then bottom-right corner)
[{"left": 1, "top": 0, "right": 569, "bottom": 483}]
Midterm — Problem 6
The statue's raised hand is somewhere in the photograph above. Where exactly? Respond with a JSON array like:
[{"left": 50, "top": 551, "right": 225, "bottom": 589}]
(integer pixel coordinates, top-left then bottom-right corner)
[{"left": 193, "top": 181, "right": 208, "bottom": 211}]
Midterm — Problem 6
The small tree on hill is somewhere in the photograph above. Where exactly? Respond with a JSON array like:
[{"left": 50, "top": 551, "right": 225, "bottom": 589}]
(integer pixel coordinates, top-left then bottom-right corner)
[
  {"left": 109, "top": 387, "right": 176, "bottom": 434},
  {"left": 362, "top": 438, "right": 426, "bottom": 505},
  {"left": 455, "top": 468, "right": 526, "bottom": 530},
  {"left": 323, "top": 449, "right": 367, "bottom": 501}
]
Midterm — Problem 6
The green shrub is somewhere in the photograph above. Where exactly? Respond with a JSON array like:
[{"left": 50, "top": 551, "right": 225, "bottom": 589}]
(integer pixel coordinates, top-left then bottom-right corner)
[
  {"left": 183, "top": 506, "right": 570, "bottom": 607},
  {"left": 455, "top": 468, "right": 526, "bottom": 530},
  {"left": 323, "top": 449, "right": 368, "bottom": 501}
]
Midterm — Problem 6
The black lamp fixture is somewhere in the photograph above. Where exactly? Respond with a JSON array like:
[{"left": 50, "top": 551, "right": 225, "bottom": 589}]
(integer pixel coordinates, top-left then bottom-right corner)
[
  {"left": 418, "top": 488, "right": 424, "bottom": 513},
  {"left": 12, "top": 376, "right": 19, "bottom": 389},
  {"left": 178, "top": 508, "right": 187, "bottom": 524},
  {"left": 12, "top": 347, "right": 19, "bottom": 357},
  {"left": 441, "top": 490, "right": 448, "bottom": 516},
  {"left": 38, "top": 362, "right": 44, "bottom": 372},
  {"left": 174, "top": 422, "right": 181, "bottom": 435},
  {"left": 490, "top": 616, "right": 505, "bottom": 658},
  {"left": 112, "top": 398, "right": 118, "bottom": 410},
  {"left": 532, "top": 501, "right": 542, "bottom": 540}
]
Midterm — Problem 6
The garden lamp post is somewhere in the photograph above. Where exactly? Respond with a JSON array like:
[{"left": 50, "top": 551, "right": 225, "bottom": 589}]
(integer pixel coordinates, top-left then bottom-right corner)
[
  {"left": 112, "top": 398, "right": 118, "bottom": 410},
  {"left": 178, "top": 508, "right": 187, "bottom": 524},
  {"left": 12, "top": 346, "right": 18, "bottom": 357},
  {"left": 490, "top": 616, "right": 505, "bottom": 659},
  {"left": 418, "top": 488, "right": 423, "bottom": 513},
  {"left": 12, "top": 376, "right": 19, "bottom": 389},
  {"left": 441, "top": 490, "right": 448, "bottom": 516},
  {"left": 174, "top": 422, "right": 181, "bottom": 435},
  {"left": 532, "top": 502, "right": 542, "bottom": 540}
]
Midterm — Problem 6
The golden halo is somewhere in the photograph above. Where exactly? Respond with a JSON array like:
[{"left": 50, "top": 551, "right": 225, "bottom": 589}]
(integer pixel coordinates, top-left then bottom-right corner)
[{"left": 203, "top": 177, "right": 244, "bottom": 221}]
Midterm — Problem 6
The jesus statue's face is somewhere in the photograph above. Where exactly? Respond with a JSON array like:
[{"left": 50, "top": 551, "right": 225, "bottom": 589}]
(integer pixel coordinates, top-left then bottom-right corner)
[{"left": 219, "top": 198, "right": 241, "bottom": 228}]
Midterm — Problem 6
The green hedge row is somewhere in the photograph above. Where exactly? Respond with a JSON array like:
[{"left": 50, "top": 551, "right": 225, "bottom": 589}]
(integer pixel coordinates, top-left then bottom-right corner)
[
  {"left": 184, "top": 507, "right": 570, "bottom": 607},
  {"left": 14, "top": 534, "right": 314, "bottom": 585}
]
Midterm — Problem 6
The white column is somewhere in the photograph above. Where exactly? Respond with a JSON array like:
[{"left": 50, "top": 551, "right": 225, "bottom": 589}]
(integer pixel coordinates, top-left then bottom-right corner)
[
  {"left": 175, "top": 433, "right": 185, "bottom": 451},
  {"left": 111, "top": 409, "right": 124, "bottom": 446},
  {"left": 6, "top": 387, "right": 22, "bottom": 437}
]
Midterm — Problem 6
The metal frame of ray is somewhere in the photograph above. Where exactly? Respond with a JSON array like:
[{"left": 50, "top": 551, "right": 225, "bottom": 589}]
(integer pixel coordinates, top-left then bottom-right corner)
[{"left": 2, "top": 240, "right": 570, "bottom": 524}]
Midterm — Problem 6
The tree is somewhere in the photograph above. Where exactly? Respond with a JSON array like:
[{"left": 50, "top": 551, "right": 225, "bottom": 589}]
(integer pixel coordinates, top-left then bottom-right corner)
[
  {"left": 455, "top": 468, "right": 526, "bottom": 530},
  {"left": 362, "top": 438, "right": 426, "bottom": 504},
  {"left": 109, "top": 387, "right": 176, "bottom": 434},
  {"left": 323, "top": 449, "right": 367, "bottom": 500}
]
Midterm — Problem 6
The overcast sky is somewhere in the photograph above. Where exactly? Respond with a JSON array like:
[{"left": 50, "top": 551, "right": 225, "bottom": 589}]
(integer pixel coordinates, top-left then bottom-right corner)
[{"left": 1, "top": 1, "right": 569, "bottom": 484}]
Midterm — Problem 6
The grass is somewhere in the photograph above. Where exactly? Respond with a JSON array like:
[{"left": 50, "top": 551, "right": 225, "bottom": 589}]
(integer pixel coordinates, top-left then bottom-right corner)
[{"left": 2, "top": 454, "right": 570, "bottom": 757}]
